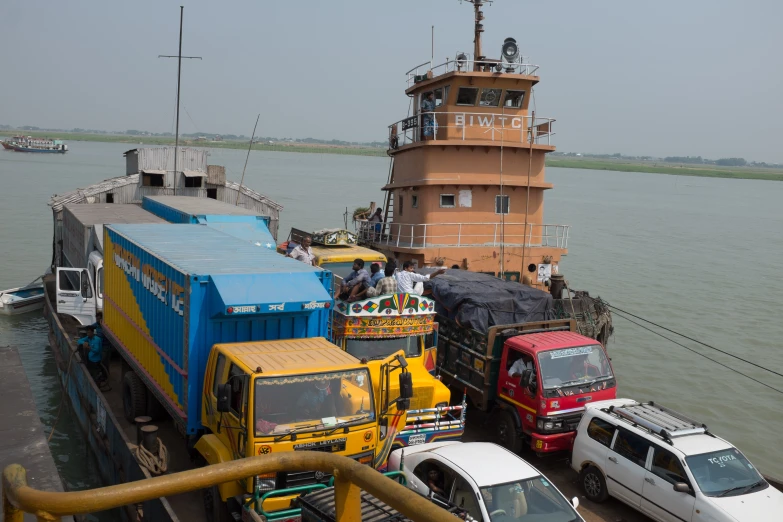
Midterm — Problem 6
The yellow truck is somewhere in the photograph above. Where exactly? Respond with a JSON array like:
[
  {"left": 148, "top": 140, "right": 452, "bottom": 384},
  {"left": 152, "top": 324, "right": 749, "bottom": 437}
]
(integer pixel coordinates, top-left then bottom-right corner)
[
  {"left": 196, "top": 337, "right": 413, "bottom": 520},
  {"left": 278, "top": 228, "right": 387, "bottom": 284},
  {"left": 332, "top": 293, "right": 466, "bottom": 450}
]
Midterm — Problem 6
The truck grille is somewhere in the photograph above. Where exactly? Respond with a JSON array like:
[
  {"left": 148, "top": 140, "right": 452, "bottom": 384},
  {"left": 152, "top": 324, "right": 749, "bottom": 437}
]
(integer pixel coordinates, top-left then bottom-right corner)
[{"left": 278, "top": 470, "right": 333, "bottom": 489}]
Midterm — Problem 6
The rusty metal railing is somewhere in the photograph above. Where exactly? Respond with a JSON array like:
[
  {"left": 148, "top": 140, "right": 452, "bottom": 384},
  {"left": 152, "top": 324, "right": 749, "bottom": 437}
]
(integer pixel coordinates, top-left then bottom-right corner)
[{"left": 3, "top": 452, "right": 455, "bottom": 522}]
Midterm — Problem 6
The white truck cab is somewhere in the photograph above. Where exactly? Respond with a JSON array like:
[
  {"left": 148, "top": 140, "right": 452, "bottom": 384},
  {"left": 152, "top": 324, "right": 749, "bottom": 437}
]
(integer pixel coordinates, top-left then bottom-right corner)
[
  {"left": 56, "top": 253, "right": 101, "bottom": 326},
  {"left": 571, "top": 399, "right": 783, "bottom": 522}
]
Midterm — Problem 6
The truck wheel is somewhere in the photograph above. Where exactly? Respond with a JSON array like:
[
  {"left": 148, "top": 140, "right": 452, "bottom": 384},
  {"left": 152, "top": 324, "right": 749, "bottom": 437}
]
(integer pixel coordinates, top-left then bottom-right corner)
[
  {"left": 122, "top": 371, "right": 147, "bottom": 423},
  {"left": 580, "top": 465, "right": 609, "bottom": 502},
  {"left": 493, "top": 409, "right": 523, "bottom": 454},
  {"left": 203, "top": 484, "right": 231, "bottom": 522},
  {"left": 146, "top": 391, "right": 167, "bottom": 422}
]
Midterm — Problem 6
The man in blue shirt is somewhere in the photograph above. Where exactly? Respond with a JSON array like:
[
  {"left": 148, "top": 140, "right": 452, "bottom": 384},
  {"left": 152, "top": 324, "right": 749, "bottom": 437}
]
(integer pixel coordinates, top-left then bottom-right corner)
[
  {"left": 338, "top": 258, "right": 370, "bottom": 300},
  {"left": 78, "top": 326, "right": 107, "bottom": 387}
]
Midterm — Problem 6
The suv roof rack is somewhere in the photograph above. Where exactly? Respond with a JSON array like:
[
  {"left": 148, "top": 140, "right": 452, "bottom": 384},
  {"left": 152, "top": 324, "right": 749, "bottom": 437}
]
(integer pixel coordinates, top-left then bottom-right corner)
[{"left": 603, "top": 401, "right": 713, "bottom": 445}]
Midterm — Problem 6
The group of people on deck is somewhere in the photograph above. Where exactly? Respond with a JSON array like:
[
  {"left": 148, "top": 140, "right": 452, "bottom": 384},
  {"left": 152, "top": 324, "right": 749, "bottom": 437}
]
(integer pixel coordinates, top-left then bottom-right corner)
[{"left": 337, "top": 259, "right": 446, "bottom": 301}]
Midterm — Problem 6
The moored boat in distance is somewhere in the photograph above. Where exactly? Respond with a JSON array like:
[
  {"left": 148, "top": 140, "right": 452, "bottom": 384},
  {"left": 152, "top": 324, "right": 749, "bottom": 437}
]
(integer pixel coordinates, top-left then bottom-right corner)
[
  {"left": 1, "top": 135, "right": 68, "bottom": 153},
  {"left": 0, "top": 282, "right": 45, "bottom": 315}
]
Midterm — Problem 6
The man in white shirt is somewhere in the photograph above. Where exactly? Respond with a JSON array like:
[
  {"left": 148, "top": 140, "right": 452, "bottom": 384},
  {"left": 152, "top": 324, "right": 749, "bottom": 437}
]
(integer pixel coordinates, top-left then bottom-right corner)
[
  {"left": 288, "top": 236, "right": 316, "bottom": 266},
  {"left": 509, "top": 357, "right": 533, "bottom": 378},
  {"left": 395, "top": 261, "right": 446, "bottom": 295}
]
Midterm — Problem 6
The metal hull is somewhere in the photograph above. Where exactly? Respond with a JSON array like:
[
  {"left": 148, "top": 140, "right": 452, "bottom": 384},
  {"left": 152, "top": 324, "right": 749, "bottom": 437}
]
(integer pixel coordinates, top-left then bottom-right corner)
[
  {"left": 10, "top": 145, "right": 67, "bottom": 153},
  {"left": 43, "top": 277, "right": 179, "bottom": 522}
]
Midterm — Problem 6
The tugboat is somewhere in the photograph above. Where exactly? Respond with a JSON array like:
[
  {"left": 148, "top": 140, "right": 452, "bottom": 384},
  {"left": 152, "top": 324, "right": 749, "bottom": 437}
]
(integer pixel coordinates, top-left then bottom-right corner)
[{"left": 358, "top": 0, "right": 611, "bottom": 343}]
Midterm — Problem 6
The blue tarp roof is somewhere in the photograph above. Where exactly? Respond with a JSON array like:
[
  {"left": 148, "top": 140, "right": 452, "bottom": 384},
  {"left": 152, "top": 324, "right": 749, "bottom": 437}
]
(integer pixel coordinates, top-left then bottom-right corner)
[{"left": 108, "top": 224, "right": 318, "bottom": 276}]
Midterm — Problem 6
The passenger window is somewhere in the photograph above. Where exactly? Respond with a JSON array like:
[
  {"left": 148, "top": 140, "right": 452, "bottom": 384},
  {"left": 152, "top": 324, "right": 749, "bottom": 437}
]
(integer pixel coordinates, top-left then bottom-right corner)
[
  {"left": 651, "top": 448, "right": 689, "bottom": 485},
  {"left": 452, "top": 477, "right": 482, "bottom": 522},
  {"left": 479, "top": 88, "right": 502, "bottom": 107},
  {"left": 612, "top": 429, "right": 651, "bottom": 467},
  {"left": 213, "top": 354, "right": 227, "bottom": 395},
  {"left": 228, "top": 363, "right": 246, "bottom": 416},
  {"left": 503, "top": 90, "right": 526, "bottom": 109},
  {"left": 59, "top": 272, "right": 77, "bottom": 291},
  {"left": 586, "top": 418, "right": 615, "bottom": 448},
  {"left": 413, "top": 460, "right": 454, "bottom": 499},
  {"left": 456, "top": 87, "right": 479, "bottom": 106}
]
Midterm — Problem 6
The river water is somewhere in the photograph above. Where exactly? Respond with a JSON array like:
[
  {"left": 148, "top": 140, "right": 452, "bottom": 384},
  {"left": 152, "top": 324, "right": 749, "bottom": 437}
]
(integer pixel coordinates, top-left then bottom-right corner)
[{"left": 1, "top": 141, "right": 781, "bottom": 497}]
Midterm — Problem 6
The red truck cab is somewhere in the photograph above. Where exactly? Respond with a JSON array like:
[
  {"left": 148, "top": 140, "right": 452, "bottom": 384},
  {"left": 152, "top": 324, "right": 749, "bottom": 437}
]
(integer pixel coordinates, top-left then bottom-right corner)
[{"left": 495, "top": 330, "right": 616, "bottom": 454}]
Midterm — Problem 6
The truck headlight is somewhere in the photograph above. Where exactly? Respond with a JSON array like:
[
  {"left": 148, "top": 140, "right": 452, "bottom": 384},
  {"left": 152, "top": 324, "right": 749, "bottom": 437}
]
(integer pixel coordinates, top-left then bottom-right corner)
[
  {"left": 537, "top": 419, "right": 544, "bottom": 430},
  {"left": 544, "top": 421, "right": 554, "bottom": 430},
  {"left": 254, "top": 473, "right": 276, "bottom": 492}
]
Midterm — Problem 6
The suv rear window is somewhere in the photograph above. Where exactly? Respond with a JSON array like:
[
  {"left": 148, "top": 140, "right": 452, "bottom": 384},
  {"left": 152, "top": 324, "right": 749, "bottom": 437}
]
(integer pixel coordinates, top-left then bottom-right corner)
[{"left": 586, "top": 418, "right": 615, "bottom": 447}]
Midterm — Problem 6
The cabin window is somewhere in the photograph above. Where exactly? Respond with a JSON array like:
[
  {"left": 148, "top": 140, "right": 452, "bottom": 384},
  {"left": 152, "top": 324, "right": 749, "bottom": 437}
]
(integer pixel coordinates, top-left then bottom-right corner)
[
  {"left": 440, "top": 194, "right": 456, "bottom": 208},
  {"left": 504, "top": 90, "right": 526, "bottom": 109},
  {"left": 433, "top": 86, "right": 450, "bottom": 108},
  {"left": 142, "top": 173, "right": 164, "bottom": 187},
  {"left": 495, "top": 195, "right": 510, "bottom": 214},
  {"left": 411, "top": 195, "right": 419, "bottom": 208},
  {"left": 105, "top": 193, "right": 114, "bottom": 203},
  {"left": 479, "top": 88, "right": 503, "bottom": 107},
  {"left": 398, "top": 195, "right": 403, "bottom": 216},
  {"left": 456, "top": 87, "right": 479, "bottom": 106},
  {"left": 184, "top": 176, "right": 203, "bottom": 188}
]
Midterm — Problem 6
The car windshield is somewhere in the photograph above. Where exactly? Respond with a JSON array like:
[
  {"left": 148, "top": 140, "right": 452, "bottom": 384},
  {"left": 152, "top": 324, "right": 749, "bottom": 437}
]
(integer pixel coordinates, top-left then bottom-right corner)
[
  {"left": 537, "top": 345, "right": 613, "bottom": 389},
  {"left": 685, "top": 447, "right": 766, "bottom": 497},
  {"left": 254, "top": 369, "right": 374, "bottom": 437},
  {"left": 480, "top": 477, "right": 580, "bottom": 522},
  {"left": 345, "top": 335, "right": 422, "bottom": 361}
]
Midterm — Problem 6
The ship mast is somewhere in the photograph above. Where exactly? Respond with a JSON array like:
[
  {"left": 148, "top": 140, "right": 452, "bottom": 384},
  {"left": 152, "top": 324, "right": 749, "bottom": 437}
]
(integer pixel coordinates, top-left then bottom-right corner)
[
  {"left": 466, "top": 0, "right": 490, "bottom": 71},
  {"left": 159, "top": 6, "right": 201, "bottom": 195}
]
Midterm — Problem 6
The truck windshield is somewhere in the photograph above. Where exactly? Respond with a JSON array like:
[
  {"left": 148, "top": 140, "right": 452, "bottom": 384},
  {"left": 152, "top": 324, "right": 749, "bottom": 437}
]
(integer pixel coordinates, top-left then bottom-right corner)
[
  {"left": 345, "top": 336, "right": 422, "bottom": 361},
  {"left": 254, "top": 369, "right": 375, "bottom": 437},
  {"left": 537, "top": 345, "right": 613, "bottom": 390},
  {"left": 480, "top": 477, "right": 580, "bottom": 522},
  {"left": 685, "top": 448, "right": 767, "bottom": 497}
]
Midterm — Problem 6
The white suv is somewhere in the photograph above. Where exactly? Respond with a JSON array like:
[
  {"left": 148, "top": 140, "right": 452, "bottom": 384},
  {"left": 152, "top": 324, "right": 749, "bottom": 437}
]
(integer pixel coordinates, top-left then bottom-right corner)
[{"left": 570, "top": 399, "right": 783, "bottom": 521}]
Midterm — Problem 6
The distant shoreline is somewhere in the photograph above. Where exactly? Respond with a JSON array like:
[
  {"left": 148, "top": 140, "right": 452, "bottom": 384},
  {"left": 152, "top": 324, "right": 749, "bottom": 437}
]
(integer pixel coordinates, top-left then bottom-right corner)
[{"left": 3, "top": 130, "right": 781, "bottom": 181}]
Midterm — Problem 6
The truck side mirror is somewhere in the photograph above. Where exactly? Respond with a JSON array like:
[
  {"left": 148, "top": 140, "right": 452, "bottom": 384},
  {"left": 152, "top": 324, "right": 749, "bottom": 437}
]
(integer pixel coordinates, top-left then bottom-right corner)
[
  {"left": 216, "top": 383, "right": 232, "bottom": 413},
  {"left": 399, "top": 371, "right": 413, "bottom": 399},
  {"left": 521, "top": 368, "right": 533, "bottom": 387}
]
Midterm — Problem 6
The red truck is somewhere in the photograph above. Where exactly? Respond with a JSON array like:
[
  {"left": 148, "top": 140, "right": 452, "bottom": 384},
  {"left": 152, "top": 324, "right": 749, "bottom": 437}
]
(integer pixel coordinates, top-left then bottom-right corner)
[{"left": 437, "top": 317, "right": 617, "bottom": 454}]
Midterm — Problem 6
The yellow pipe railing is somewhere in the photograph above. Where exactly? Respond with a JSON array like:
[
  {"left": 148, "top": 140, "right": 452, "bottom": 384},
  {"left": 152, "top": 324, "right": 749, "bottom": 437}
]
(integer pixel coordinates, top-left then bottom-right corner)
[{"left": 3, "top": 452, "right": 455, "bottom": 522}]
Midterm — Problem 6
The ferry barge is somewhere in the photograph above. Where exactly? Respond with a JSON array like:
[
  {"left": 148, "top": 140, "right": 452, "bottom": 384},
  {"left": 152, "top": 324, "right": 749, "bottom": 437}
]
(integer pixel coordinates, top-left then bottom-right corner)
[{"left": 2, "top": 135, "right": 68, "bottom": 153}]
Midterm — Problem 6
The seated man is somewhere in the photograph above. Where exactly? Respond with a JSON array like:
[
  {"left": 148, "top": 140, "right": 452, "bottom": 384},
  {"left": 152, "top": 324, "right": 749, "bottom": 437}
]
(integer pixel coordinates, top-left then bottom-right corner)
[
  {"left": 367, "top": 262, "right": 398, "bottom": 297},
  {"left": 339, "top": 259, "right": 370, "bottom": 300},
  {"left": 350, "top": 262, "right": 384, "bottom": 301},
  {"left": 395, "top": 261, "right": 445, "bottom": 295}
]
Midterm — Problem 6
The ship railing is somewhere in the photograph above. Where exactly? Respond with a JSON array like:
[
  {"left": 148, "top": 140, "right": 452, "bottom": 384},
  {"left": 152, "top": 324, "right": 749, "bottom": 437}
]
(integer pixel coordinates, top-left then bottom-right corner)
[
  {"left": 388, "top": 111, "right": 555, "bottom": 149},
  {"left": 406, "top": 57, "right": 540, "bottom": 87},
  {"left": 2, "top": 453, "right": 456, "bottom": 522},
  {"left": 358, "top": 222, "right": 570, "bottom": 250}
]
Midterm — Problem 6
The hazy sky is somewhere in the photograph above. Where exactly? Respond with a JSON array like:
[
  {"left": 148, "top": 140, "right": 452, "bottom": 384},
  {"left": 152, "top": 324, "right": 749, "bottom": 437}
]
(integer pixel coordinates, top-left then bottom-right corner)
[{"left": 2, "top": 0, "right": 781, "bottom": 161}]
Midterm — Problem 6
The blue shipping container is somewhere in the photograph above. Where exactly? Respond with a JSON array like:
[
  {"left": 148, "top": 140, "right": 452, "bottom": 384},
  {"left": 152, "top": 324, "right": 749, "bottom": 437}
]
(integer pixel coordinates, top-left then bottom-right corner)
[
  {"left": 142, "top": 195, "right": 275, "bottom": 249},
  {"left": 103, "top": 223, "right": 332, "bottom": 434}
]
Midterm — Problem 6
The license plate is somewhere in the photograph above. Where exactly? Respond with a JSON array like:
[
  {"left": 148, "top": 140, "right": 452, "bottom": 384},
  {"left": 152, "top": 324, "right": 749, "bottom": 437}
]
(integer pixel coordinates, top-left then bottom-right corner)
[{"left": 408, "top": 434, "right": 427, "bottom": 445}]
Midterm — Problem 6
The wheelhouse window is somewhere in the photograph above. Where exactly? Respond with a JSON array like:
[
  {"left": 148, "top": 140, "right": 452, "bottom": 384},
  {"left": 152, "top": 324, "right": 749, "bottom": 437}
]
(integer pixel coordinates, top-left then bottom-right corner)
[
  {"left": 433, "top": 86, "right": 449, "bottom": 108},
  {"left": 495, "top": 195, "right": 509, "bottom": 214},
  {"left": 398, "top": 195, "right": 404, "bottom": 215},
  {"left": 479, "top": 88, "right": 502, "bottom": 107},
  {"left": 440, "top": 194, "right": 456, "bottom": 208},
  {"left": 456, "top": 87, "right": 479, "bottom": 106},
  {"left": 503, "top": 90, "right": 526, "bottom": 108},
  {"left": 411, "top": 194, "right": 419, "bottom": 208}
]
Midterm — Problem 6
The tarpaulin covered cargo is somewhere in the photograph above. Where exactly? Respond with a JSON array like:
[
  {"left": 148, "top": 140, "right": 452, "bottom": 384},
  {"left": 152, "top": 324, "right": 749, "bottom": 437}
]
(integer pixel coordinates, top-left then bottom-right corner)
[
  {"left": 61, "top": 203, "right": 165, "bottom": 269},
  {"left": 142, "top": 195, "right": 275, "bottom": 250},
  {"left": 423, "top": 269, "right": 554, "bottom": 334},
  {"left": 103, "top": 223, "right": 332, "bottom": 434}
]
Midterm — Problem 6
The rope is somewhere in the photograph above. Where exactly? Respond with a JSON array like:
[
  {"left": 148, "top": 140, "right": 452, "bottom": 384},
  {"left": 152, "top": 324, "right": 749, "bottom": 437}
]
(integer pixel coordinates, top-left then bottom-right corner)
[
  {"left": 131, "top": 440, "right": 169, "bottom": 475},
  {"left": 609, "top": 304, "right": 783, "bottom": 380}
]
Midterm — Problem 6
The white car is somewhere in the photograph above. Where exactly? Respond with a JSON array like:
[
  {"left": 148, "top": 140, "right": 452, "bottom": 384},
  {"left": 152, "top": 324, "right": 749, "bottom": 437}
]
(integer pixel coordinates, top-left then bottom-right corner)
[
  {"left": 571, "top": 399, "right": 783, "bottom": 522},
  {"left": 388, "top": 441, "right": 585, "bottom": 522}
]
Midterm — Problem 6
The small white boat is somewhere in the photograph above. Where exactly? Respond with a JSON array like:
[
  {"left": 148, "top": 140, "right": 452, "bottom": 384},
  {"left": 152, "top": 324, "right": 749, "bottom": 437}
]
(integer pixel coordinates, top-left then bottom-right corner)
[{"left": 0, "top": 283, "right": 45, "bottom": 316}]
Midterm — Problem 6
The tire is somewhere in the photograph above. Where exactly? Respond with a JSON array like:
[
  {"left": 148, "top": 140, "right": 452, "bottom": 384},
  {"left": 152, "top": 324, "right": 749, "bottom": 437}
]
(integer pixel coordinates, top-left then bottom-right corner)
[
  {"left": 146, "top": 391, "right": 167, "bottom": 422},
  {"left": 202, "top": 484, "right": 231, "bottom": 522},
  {"left": 580, "top": 465, "right": 609, "bottom": 503},
  {"left": 493, "top": 409, "right": 523, "bottom": 454},
  {"left": 122, "top": 371, "right": 148, "bottom": 423}
]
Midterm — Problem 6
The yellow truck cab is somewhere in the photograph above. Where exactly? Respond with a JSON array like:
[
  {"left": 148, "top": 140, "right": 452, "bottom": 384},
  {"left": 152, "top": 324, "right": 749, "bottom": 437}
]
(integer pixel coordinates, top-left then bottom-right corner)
[
  {"left": 332, "top": 293, "right": 466, "bottom": 449},
  {"left": 278, "top": 228, "right": 387, "bottom": 284},
  {"left": 196, "top": 337, "right": 413, "bottom": 518}
]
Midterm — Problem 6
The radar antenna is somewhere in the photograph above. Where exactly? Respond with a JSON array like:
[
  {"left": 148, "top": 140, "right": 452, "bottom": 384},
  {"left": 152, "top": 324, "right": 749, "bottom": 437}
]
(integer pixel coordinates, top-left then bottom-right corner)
[{"left": 461, "top": 0, "right": 492, "bottom": 71}]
